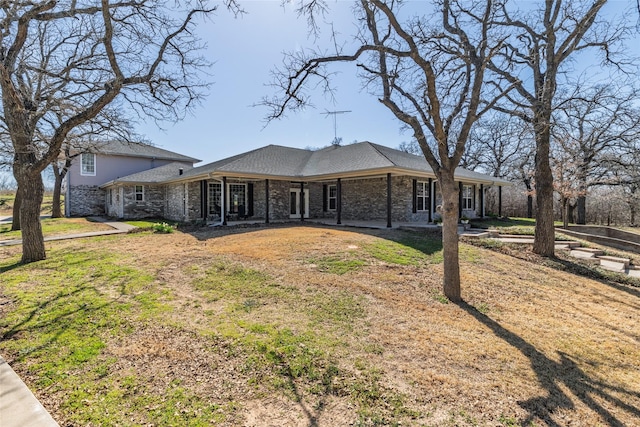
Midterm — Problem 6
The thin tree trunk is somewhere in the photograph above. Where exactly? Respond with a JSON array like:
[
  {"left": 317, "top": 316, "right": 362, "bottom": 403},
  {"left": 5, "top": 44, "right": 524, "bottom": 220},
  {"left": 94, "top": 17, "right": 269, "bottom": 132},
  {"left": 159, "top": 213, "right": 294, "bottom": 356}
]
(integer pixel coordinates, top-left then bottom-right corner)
[
  {"left": 576, "top": 195, "right": 586, "bottom": 225},
  {"left": 11, "top": 186, "right": 21, "bottom": 231},
  {"left": 523, "top": 178, "right": 533, "bottom": 219},
  {"left": 439, "top": 175, "right": 461, "bottom": 302},
  {"left": 51, "top": 163, "right": 65, "bottom": 218},
  {"left": 567, "top": 202, "right": 575, "bottom": 225},
  {"left": 563, "top": 200, "right": 569, "bottom": 229}
]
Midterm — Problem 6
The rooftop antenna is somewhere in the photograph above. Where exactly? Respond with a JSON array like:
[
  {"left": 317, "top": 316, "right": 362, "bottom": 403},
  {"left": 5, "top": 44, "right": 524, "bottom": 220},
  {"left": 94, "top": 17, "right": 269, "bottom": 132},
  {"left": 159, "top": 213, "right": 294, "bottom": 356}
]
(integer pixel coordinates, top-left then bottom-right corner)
[{"left": 322, "top": 110, "right": 351, "bottom": 145}]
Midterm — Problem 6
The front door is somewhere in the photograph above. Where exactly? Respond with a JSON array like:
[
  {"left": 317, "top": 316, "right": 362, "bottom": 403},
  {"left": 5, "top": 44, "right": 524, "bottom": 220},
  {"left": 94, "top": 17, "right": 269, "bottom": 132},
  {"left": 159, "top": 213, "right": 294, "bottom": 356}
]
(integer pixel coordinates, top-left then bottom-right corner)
[{"left": 289, "top": 188, "right": 309, "bottom": 219}]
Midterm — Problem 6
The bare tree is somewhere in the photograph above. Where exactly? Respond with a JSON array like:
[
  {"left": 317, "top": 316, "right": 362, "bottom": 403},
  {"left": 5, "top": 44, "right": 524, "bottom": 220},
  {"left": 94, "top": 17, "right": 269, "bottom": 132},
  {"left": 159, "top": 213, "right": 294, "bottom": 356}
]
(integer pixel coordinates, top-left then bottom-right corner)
[
  {"left": 0, "top": 1, "right": 238, "bottom": 263},
  {"left": 552, "top": 83, "right": 640, "bottom": 224},
  {"left": 603, "top": 140, "right": 640, "bottom": 226},
  {"left": 263, "top": 0, "right": 511, "bottom": 301},
  {"left": 488, "top": 0, "right": 622, "bottom": 256}
]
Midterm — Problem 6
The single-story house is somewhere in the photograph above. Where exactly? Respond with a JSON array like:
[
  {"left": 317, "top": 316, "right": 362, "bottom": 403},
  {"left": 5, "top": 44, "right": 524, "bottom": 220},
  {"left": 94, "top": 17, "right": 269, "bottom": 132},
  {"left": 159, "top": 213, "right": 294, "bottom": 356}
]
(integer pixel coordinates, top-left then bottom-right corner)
[{"left": 66, "top": 140, "right": 510, "bottom": 226}]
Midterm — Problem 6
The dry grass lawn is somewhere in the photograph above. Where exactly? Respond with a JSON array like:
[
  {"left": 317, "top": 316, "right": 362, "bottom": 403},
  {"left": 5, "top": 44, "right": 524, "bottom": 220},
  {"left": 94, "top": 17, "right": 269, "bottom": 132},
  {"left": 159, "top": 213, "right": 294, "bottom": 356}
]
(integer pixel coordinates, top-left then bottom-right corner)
[{"left": 0, "top": 224, "right": 639, "bottom": 426}]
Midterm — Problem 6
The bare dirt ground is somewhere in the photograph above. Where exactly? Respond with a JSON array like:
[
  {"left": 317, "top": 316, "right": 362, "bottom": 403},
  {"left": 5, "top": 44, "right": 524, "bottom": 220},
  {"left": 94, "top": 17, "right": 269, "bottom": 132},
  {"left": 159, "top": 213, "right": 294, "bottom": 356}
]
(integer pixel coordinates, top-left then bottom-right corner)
[{"left": 2, "top": 224, "right": 639, "bottom": 426}]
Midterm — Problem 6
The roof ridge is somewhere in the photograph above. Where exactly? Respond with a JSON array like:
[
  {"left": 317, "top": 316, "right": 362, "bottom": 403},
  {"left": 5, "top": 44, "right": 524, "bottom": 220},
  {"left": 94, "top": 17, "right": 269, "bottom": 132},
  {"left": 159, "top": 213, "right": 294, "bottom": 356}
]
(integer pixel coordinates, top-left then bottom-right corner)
[{"left": 365, "top": 141, "right": 397, "bottom": 167}]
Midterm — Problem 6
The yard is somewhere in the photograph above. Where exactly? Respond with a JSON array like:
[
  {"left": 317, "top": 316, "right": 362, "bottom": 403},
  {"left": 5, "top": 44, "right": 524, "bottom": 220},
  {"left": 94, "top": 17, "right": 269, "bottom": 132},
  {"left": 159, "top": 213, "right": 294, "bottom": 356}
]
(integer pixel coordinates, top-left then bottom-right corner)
[{"left": 0, "top": 224, "right": 638, "bottom": 426}]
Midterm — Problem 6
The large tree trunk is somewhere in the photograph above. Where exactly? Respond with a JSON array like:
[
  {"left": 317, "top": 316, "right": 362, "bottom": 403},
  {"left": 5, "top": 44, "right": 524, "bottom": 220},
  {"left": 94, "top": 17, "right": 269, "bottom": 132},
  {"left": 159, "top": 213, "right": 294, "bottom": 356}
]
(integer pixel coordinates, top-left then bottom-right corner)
[
  {"left": 15, "top": 170, "right": 46, "bottom": 263},
  {"left": 439, "top": 174, "right": 461, "bottom": 302},
  {"left": 11, "top": 186, "right": 21, "bottom": 231},
  {"left": 532, "top": 112, "right": 555, "bottom": 257}
]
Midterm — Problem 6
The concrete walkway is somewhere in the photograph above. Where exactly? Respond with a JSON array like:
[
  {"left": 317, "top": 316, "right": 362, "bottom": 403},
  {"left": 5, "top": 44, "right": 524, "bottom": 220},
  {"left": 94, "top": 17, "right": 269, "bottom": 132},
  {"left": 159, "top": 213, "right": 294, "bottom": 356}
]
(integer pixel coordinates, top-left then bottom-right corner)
[
  {"left": 0, "top": 216, "right": 136, "bottom": 247},
  {"left": 0, "top": 356, "right": 59, "bottom": 427}
]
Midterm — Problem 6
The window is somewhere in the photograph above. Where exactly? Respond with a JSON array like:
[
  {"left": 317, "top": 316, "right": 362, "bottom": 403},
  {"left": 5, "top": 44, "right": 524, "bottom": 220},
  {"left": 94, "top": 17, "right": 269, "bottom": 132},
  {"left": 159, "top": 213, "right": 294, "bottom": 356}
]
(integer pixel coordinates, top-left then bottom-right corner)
[
  {"left": 208, "top": 183, "right": 222, "bottom": 215},
  {"left": 80, "top": 153, "right": 96, "bottom": 176},
  {"left": 462, "top": 184, "right": 473, "bottom": 210},
  {"left": 135, "top": 185, "right": 144, "bottom": 202},
  {"left": 228, "top": 184, "right": 246, "bottom": 214},
  {"left": 416, "top": 181, "right": 430, "bottom": 211},
  {"left": 328, "top": 185, "right": 337, "bottom": 210}
]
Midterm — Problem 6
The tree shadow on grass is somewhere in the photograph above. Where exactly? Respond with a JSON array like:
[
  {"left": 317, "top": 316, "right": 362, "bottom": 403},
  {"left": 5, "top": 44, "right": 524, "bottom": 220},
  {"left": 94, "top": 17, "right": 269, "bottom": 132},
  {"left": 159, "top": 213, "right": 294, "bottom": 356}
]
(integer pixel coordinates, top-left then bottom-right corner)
[
  {"left": 458, "top": 301, "right": 640, "bottom": 426},
  {"left": 0, "top": 260, "right": 22, "bottom": 274},
  {"left": 0, "top": 283, "right": 126, "bottom": 366},
  {"left": 268, "top": 352, "right": 338, "bottom": 427},
  {"left": 547, "top": 256, "right": 640, "bottom": 301}
]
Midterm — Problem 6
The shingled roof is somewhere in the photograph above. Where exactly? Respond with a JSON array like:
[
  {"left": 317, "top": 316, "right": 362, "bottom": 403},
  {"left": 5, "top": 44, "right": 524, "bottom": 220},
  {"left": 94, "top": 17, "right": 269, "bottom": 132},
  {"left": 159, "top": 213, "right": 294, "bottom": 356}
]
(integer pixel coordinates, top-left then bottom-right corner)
[
  {"left": 167, "top": 141, "right": 511, "bottom": 185},
  {"left": 86, "top": 140, "right": 201, "bottom": 163},
  {"left": 99, "top": 163, "right": 193, "bottom": 188}
]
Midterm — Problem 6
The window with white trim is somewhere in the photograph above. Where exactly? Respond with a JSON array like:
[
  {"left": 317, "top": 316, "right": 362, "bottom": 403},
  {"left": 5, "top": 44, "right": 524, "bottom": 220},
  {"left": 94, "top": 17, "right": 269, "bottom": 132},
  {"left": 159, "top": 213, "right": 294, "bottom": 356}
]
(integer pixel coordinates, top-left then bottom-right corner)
[
  {"left": 208, "top": 183, "right": 222, "bottom": 215},
  {"left": 417, "top": 181, "right": 430, "bottom": 211},
  {"left": 328, "top": 185, "right": 337, "bottom": 210},
  {"left": 462, "top": 184, "right": 473, "bottom": 210},
  {"left": 228, "top": 184, "right": 246, "bottom": 214},
  {"left": 80, "top": 153, "right": 96, "bottom": 176},
  {"left": 135, "top": 185, "right": 144, "bottom": 202}
]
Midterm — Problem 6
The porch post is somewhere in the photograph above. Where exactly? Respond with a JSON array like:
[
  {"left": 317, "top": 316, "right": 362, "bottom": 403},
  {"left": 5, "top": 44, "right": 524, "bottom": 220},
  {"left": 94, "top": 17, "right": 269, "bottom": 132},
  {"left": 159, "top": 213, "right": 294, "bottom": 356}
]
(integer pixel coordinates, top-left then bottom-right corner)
[
  {"left": 498, "top": 186, "right": 503, "bottom": 217},
  {"left": 265, "top": 179, "right": 270, "bottom": 224},
  {"left": 337, "top": 178, "right": 342, "bottom": 225},
  {"left": 458, "top": 182, "right": 464, "bottom": 219},
  {"left": 222, "top": 176, "right": 227, "bottom": 225},
  {"left": 300, "top": 181, "right": 305, "bottom": 222},
  {"left": 480, "top": 184, "right": 484, "bottom": 218},
  {"left": 386, "top": 173, "right": 392, "bottom": 228},
  {"left": 428, "top": 178, "right": 433, "bottom": 223},
  {"left": 201, "top": 180, "right": 208, "bottom": 220}
]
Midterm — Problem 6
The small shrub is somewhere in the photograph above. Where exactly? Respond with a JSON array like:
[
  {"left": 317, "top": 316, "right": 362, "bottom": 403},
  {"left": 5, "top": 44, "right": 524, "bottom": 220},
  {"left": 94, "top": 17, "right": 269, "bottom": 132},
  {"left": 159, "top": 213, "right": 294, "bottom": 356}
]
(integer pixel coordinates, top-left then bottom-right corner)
[{"left": 151, "top": 222, "right": 175, "bottom": 233}]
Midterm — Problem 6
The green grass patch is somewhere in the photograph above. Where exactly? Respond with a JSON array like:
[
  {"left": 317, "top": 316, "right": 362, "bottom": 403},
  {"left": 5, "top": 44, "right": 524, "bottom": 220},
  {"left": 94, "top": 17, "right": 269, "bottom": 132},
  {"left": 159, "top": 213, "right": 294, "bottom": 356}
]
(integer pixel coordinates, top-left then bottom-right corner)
[
  {"left": 0, "top": 248, "right": 187, "bottom": 425},
  {"left": 470, "top": 217, "right": 536, "bottom": 235},
  {"left": 311, "top": 255, "right": 366, "bottom": 274},
  {"left": 364, "top": 231, "right": 444, "bottom": 265},
  {"left": 187, "top": 257, "right": 413, "bottom": 420},
  {"left": 0, "top": 218, "right": 110, "bottom": 240}
]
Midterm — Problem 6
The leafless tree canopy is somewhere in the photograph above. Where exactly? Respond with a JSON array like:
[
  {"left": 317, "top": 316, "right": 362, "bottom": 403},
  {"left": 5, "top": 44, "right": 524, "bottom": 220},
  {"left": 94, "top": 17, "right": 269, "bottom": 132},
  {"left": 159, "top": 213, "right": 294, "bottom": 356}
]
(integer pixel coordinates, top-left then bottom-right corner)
[
  {"left": 0, "top": 0, "right": 239, "bottom": 262},
  {"left": 262, "top": 0, "right": 517, "bottom": 301}
]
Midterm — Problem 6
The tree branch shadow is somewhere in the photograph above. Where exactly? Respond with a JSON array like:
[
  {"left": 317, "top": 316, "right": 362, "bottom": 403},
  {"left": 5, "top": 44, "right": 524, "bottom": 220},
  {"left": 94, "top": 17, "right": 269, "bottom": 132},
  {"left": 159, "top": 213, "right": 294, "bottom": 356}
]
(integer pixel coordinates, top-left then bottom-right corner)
[
  {"left": 269, "top": 352, "right": 338, "bottom": 427},
  {"left": 457, "top": 301, "right": 640, "bottom": 426}
]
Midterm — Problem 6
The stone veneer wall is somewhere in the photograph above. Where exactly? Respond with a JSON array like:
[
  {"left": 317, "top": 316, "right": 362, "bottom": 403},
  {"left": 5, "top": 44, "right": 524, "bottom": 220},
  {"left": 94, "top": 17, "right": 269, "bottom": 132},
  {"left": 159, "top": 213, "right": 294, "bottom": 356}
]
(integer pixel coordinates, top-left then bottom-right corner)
[
  {"left": 68, "top": 185, "right": 106, "bottom": 217},
  {"left": 165, "top": 181, "right": 203, "bottom": 222},
  {"left": 266, "top": 180, "right": 291, "bottom": 220},
  {"left": 165, "top": 183, "right": 187, "bottom": 222},
  {"left": 187, "top": 181, "right": 202, "bottom": 221},
  {"left": 340, "top": 176, "right": 428, "bottom": 222},
  {"left": 122, "top": 184, "right": 164, "bottom": 219}
]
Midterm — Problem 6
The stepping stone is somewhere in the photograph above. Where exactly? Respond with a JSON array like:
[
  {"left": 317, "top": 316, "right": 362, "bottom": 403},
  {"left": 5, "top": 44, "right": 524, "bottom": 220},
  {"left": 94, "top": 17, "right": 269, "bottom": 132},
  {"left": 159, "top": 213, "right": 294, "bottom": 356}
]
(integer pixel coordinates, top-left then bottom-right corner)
[
  {"left": 556, "top": 241, "right": 580, "bottom": 251},
  {"left": 598, "top": 256, "right": 630, "bottom": 273}
]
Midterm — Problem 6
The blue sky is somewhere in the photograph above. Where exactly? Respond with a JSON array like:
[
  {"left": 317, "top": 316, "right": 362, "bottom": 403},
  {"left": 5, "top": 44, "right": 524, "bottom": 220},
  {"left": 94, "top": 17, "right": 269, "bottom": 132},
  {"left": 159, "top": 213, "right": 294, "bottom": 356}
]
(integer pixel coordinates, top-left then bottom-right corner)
[{"left": 136, "top": 1, "right": 425, "bottom": 163}]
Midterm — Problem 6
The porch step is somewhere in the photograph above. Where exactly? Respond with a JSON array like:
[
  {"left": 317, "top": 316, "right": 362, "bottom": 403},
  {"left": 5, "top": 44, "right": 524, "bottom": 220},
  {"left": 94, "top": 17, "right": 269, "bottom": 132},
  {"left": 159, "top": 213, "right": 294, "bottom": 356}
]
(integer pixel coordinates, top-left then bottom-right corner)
[
  {"left": 627, "top": 266, "right": 640, "bottom": 278},
  {"left": 570, "top": 247, "right": 604, "bottom": 259},
  {"left": 555, "top": 240, "right": 580, "bottom": 248},
  {"left": 598, "top": 256, "right": 630, "bottom": 273}
]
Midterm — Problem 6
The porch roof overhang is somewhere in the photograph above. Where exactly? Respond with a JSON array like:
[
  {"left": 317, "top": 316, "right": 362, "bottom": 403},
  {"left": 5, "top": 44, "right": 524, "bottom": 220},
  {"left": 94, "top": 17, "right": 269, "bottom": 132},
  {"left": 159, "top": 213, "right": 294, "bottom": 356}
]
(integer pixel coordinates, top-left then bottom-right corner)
[{"left": 163, "top": 166, "right": 512, "bottom": 187}]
